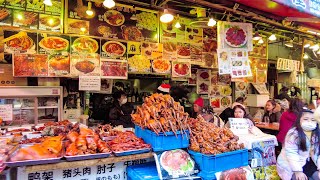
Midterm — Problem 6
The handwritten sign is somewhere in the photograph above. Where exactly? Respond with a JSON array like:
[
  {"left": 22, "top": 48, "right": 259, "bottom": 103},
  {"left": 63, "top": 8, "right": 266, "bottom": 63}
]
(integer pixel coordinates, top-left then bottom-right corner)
[
  {"left": 229, "top": 118, "right": 249, "bottom": 135},
  {"left": 0, "top": 104, "right": 12, "bottom": 121},
  {"left": 79, "top": 76, "right": 101, "bottom": 91}
]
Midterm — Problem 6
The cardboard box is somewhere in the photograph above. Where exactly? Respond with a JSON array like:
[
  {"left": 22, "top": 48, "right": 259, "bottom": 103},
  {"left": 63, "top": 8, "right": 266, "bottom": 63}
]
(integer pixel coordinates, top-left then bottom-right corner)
[{"left": 246, "top": 94, "right": 269, "bottom": 107}]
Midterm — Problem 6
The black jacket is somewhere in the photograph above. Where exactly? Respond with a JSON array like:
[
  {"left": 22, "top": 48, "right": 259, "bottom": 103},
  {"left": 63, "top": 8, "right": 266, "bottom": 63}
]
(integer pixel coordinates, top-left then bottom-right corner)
[{"left": 109, "top": 103, "right": 134, "bottom": 128}]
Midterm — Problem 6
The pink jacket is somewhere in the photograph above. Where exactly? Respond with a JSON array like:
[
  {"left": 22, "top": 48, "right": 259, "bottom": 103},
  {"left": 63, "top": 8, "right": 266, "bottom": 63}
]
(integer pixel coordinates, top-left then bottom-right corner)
[
  {"left": 277, "top": 128, "right": 320, "bottom": 180},
  {"left": 277, "top": 111, "right": 297, "bottom": 144}
]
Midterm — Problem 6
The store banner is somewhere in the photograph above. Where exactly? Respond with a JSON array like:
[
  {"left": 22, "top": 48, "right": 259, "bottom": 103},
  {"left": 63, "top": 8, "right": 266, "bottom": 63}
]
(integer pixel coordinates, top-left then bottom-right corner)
[{"left": 272, "top": 0, "right": 320, "bottom": 18}]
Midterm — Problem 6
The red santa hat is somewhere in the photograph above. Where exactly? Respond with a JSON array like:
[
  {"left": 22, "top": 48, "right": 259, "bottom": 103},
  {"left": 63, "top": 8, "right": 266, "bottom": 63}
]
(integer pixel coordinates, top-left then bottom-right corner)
[
  {"left": 194, "top": 97, "right": 204, "bottom": 108},
  {"left": 158, "top": 83, "right": 171, "bottom": 93}
]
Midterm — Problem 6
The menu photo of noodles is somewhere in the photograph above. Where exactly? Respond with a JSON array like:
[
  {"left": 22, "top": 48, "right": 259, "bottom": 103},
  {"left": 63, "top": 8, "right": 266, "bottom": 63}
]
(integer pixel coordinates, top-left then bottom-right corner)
[
  {"left": 70, "top": 54, "right": 100, "bottom": 76},
  {"left": 4, "top": 30, "right": 37, "bottom": 54}
]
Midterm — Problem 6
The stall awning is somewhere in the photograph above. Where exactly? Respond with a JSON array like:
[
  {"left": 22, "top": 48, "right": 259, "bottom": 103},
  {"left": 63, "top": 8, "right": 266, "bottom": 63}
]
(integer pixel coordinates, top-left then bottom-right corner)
[{"left": 231, "top": 0, "right": 320, "bottom": 30}]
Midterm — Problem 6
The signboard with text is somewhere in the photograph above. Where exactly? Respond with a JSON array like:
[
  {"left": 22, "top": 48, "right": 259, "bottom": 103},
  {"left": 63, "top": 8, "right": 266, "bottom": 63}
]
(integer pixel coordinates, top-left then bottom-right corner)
[{"left": 272, "top": 0, "right": 320, "bottom": 17}]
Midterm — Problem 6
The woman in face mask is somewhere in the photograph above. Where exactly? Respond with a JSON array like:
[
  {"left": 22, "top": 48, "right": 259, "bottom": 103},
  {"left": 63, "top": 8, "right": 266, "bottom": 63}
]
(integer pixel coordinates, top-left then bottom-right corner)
[
  {"left": 277, "top": 108, "right": 320, "bottom": 180},
  {"left": 109, "top": 91, "right": 134, "bottom": 127}
]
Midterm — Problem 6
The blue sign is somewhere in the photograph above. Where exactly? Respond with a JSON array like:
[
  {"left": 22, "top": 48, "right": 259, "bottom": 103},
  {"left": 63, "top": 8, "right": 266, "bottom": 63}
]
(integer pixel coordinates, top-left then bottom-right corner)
[{"left": 272, "top": 0, "right": 320, "bottom": 18}]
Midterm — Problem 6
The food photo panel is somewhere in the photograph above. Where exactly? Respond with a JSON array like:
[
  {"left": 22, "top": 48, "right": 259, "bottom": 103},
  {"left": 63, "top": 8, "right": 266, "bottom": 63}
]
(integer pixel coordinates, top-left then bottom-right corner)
[
  {"left": 171, "top": 61, "right": 191, "bottom": 78},
  {"left": 101, "top": 59, "right": 128, "bottom": 79},
  {"left": 100, "top": 40, "right": 127, "bottom": 60},
  {"left": 70, "top": 54, "right": 100, "bottom": 76}
]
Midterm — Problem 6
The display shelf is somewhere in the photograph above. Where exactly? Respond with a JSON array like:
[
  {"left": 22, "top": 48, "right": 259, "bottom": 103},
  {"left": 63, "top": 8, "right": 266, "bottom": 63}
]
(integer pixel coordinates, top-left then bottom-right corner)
[{"left": 24, "top": 152, "right": 154, "bottom": 173}]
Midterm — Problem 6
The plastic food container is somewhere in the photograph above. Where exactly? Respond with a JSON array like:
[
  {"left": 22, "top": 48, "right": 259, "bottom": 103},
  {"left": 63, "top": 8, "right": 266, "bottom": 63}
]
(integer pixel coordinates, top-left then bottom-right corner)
[
  {"left": 188, "top": 149, "right": 248, "bottom": 175},
  {"left": 135, "top": 126, "right": 189, "bottom": 152},
  {"left": 127, "top": 162, "right": 159, "bottom": 180}
]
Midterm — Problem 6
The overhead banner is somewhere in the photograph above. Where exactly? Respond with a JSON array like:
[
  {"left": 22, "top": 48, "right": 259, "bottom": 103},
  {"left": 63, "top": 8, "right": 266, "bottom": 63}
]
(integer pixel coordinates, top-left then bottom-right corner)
[{"left": 272, "top": 0, "right": 320, "bottom": 17}]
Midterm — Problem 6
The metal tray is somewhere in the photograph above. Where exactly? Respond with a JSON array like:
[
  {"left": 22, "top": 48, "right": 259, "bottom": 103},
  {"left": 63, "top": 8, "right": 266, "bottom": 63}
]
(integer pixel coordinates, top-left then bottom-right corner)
[
  {"left": 6, "top": 144, "right": 63, "bottom": 167},
  {"left": 113, "top": 148, "right": 151, "bottom": 156},
  {"left": 65, "top": 152, "right": 111, "bottom": 161}
]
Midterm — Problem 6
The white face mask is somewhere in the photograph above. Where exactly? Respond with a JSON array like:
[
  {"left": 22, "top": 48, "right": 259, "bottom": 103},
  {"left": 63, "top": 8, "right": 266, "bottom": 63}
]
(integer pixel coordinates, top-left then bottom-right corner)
[
  {"left": 301, "top": 121, "right": 317, "bottom": 131},
  {"left": 120, "top": 98, "right": 127, "bottom": 105}
]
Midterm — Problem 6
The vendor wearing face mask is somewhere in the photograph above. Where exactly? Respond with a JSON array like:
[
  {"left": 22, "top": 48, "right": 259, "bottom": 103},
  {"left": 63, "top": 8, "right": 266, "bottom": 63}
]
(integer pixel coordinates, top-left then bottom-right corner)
[{"left": 109, "top": 90, "right": 134, "bottom": 127}]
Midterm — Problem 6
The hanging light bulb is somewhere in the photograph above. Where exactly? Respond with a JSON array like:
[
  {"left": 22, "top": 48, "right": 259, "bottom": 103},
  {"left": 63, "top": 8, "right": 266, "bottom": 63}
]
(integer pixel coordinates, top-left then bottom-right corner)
[
  {"left": 174, "top": 14, "right": 181, "bottom": 28},
  {"left": 304, "top": 43, "right": 311, "bottom": 48},
  {"left": 43, "top": 0, "right": 52, "bottom": 6},
  {"left": 303, "top": 53, "right": 309, "bottom": 59},
  {"left": 207, "top": 17, "right": 216, "bottom": 27},
  {"left": 103, "top": 0, "right": 115, "bottom": 9},
  {"left": 160, "top": 9, "right": 174, "bottom": 23},
  {"left": 86, "top": 1, "right": 94, "bottom": 16},
  {"left": 269, "top": 34, "right": 276, "bottom": 41},
  {"left": 284, "top": 40, "right": 294, "bottom": 48},
  {"left": 258, "top": 38, "right": 264, "bottom": 44},
  {"left": 253, "top": 32, "right": 261, "bottom": 41}
]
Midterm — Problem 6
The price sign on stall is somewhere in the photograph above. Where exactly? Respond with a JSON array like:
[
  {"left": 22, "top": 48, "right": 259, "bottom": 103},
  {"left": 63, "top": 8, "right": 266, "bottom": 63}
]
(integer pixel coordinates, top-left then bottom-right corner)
[
  {"left": 79, "top": 76, "right": 101, "bottom": 91},
  {"left": 229, "top": 118, "right": 249, "bottom": 135},
  {"left": 0, "top": 104, "right": 12, "bottom": 121}
]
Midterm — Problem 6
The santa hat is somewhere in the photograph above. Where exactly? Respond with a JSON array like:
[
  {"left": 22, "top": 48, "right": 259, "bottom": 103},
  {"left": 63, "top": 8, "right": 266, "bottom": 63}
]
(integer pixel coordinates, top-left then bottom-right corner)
[
  {"left": 194, "top": 97, "right": 204, "bottom": 108},
  {"left": 158, "top": 84, "right": 171, "bottom": 93}
]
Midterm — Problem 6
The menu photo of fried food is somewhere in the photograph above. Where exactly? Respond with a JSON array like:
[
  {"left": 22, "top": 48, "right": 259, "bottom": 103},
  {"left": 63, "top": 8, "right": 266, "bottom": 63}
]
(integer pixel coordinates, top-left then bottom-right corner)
[
  {"left": 48, "top": 55, "right": 70, "bottom": 76},
  {"left": 67, "top": 18, "right": 89, "bottom": 35},
  {"left": 13, "top": 54, "right": 48, "bottom": 77},
  {"left": 4, "top": 31, "right": 36, "bottom": 54},
  {"left": 13, "top": 10, "right": 38, "bottom": 28},
  {"left": 71, "top": 55, "right": 100, "bottom": 76}
]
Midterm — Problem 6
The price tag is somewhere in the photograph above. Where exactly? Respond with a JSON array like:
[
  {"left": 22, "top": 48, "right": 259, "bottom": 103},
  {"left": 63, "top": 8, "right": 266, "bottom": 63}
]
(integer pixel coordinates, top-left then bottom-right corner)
[
  {"left": 229, "top": 118, "right": 249, "bottom": 135},
  {"left": 0, "top": 104, "right": 12, "bottom": 121}
]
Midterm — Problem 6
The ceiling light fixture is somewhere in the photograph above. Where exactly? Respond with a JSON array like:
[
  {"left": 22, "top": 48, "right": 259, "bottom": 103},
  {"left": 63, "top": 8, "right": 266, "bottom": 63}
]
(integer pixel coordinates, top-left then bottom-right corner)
[
  {"left": 253, "top": 32, "right": 261, "bottom": 41},
  {"left": 103, "top": 0, "right": 115, "bottom": 9},
  {"left": 304, "top": 43, "right": 311, "bottom": 48},
  {"left": 269, "top": 34, "right": 277, "bottom": 41},
  {"left": 86, "top": 1, "right": 94, "bottom": 16},
  {"left": 258, "top": 38, "right": 264, "bottom": 44},
  {"left": 174, "top": 14, "right": 181, "bottom": 28},
  {"left": 160, "top": 8, "right": 174, "bottom": 23},
  {"left": 303, "top": 53, "right": 309, "bottom": 59},
  {"left": 310, "top": 44, "right": 320, "bottom": 51},
  {"left": 43, "top": 0, "right": 52, "bottom": 6},
  {"left": 284, "top": 40, "right": 294, "bottom": 48},
  {"left": 207, "top": 17, "right": 216, "bottom": 27}
]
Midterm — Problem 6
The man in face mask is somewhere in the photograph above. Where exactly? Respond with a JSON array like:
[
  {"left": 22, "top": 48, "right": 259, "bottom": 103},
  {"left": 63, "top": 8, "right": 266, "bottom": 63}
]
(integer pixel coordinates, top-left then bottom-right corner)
[{"left": 109, "top": 91, "right": 134, "bottom": 127}]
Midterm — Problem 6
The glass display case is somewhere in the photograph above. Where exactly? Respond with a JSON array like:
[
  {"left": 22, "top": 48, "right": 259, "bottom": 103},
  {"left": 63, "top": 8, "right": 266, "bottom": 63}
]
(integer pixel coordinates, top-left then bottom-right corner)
[{"left": 0, "top": 86, "right": 63, "bottom": 127}]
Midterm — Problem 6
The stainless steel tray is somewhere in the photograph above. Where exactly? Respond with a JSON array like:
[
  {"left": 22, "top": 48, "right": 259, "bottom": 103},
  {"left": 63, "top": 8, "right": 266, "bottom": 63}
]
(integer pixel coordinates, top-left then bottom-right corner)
[
  {"left": 65, "top": 152, "right": 111, "bottom": 161},
  {"left": 6, "top": 144, "right": 63, "bottom": 167},
  {"left": 113, "top": 148, "right": 151, "bottom": 156}
]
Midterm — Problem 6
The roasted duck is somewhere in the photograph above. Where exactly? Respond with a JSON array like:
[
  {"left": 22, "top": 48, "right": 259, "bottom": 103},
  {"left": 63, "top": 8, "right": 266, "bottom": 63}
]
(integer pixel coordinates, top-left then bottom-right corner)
[
  {"left": 188, "top": 115, "right": 244, "bottom": 155},
  {"left": 131, "top": 93, "right": 189, "bottom": 136},
  {"left": 11, "top": 136, "right": 63, "bottom": 161}
]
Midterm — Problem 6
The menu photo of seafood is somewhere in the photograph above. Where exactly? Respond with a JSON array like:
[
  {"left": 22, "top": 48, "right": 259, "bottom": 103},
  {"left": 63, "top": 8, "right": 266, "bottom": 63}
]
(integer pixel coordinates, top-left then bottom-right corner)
[
  {"left": 101, "top": 40, "right": 127, "bottom": 59},
  {"left": 163, "top": 39, "right": 177, "bottom": 61},
  {"left": 128, "top": 54, "right": 151, "bottom": 73},
  {"left": 188, "top": 68, "right": 197, "bottom": 85},
  {"left": 39, "top": 14, "right": 61, "bottom": 32},
  {"left": 13, "top": 10, "right": 38, "bottom": 29},
  {"left": 197, "top": 69, "right": 211, "bottom": 82},
  {"left": 13, "top": 54, "right": 49, "bottom": 77},
  {"left": 217, "top": 49, "right": 231, "bottom": 75},
  {"left": 101, "top": 59, "right": 128, "bottom": 79},
  {"left": 0, "top": 8, "right": 12, "bottom": 26},
  {"left": 155, "top": 149, "right": 198, "bottom": 179},
  {"left": 172, "top": 61, "right": 191, "bottom": 78},
  {"left": 70, "top": 54, "right": 100, "bottom": 76},
  {"left": 142, "top": 42, "right": 163, "bottom": 60},
  {"left": 67, "top": 18, "right": 89, "bottom": 35},
  {"left": 38, "top": 34, "right": 69, "bottom": 54},
  {"left": 4, "top": 30, "right": 37, "bottom": 54},
  {"left": 215, "top": 166, "right": 254, "bottom": 180},
  {"left": 177, "top": 42, "right": 191, "bottom": 60},
  {"left": 71, "top": 36, "right": 99, "bottom": 54},
  {"left": 217, "top": 21, "right": 253, "bottom": 51},
  {"left": 48, "top": 54, "right": 70, "bottom": 77}
]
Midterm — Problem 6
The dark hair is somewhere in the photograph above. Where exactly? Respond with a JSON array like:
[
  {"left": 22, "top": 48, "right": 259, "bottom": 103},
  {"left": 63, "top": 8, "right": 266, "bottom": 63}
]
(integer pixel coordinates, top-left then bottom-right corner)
[
  {"left": 233, "top": 105, "right": 247, "bottom": 117},
  {"left": 288, "top": 98, "right": 304, "bottom": 116},
  {"left": 281, "top": 86, "right": 289, "bottom": 92},
  {"left": 266, "top": 100, "right": 277, "bottom": 112},
  {"left": 113, "top": 90, "right": 126, "bottom": 101},
  {"left": 115, "top": 82, "right": 124, "bottom": 88},
  {"left": 292, "top": 109, "right": 319, "bottom": 152},
  {"left": 235, "top": 97, "right": 245, "bottom": 104}
]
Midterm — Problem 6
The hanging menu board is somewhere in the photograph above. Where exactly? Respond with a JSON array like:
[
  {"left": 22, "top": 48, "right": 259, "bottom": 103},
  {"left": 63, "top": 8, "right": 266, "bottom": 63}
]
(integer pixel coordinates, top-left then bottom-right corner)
[
  {"left": 0, "top": 0, "right": 63, "bottom": 32},
  {"left": 66, "top": 1, "right": 159, "bottom": 42}
]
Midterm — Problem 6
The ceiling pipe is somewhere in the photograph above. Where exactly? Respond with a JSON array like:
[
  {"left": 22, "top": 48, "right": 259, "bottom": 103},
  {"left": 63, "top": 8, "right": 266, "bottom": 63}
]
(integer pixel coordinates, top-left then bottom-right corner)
[{"left": 183, "top": 0, "right": 317, "bottom": 38}]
